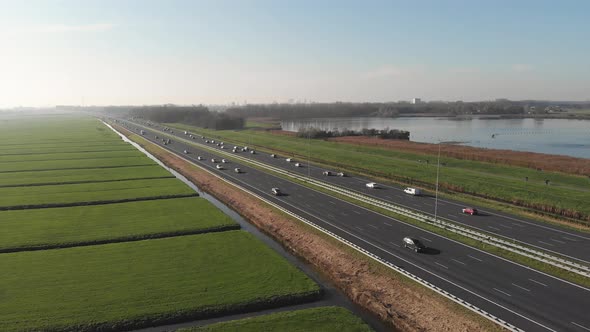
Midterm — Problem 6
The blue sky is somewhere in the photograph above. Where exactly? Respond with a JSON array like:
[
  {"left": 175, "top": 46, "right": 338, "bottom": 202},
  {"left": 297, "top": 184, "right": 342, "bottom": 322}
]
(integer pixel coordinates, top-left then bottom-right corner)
[{"left": 0, "top": 0, "right": 589, "bottom": 106}]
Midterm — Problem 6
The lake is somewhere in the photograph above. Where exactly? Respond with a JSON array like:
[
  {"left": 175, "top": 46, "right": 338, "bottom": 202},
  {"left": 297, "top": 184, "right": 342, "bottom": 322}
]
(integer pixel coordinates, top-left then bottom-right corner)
[{"left": 281, "top": 117, "right": 590, "bottom": 159}]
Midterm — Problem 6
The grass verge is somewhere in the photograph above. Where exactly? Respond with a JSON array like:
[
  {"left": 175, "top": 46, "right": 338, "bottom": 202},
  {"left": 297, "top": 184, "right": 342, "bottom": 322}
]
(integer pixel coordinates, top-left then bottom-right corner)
[{"left": 181, "top": 306, "right": 373, "bottom": 332}]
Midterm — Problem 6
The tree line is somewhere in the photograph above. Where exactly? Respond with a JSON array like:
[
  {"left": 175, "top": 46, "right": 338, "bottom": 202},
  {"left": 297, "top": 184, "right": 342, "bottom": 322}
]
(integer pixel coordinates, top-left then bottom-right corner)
[{"left": 296, "top": 127, "right": 410, "bottom": 140}]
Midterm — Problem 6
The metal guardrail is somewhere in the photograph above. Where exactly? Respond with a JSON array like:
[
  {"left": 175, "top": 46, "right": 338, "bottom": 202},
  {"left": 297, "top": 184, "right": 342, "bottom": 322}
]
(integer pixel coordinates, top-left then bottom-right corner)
[
  {"left": 125, "top": 121, "right": 590, "bottom": 278},
  {"left": 108, "top": 121, "right": 524, "bottom": 332}
]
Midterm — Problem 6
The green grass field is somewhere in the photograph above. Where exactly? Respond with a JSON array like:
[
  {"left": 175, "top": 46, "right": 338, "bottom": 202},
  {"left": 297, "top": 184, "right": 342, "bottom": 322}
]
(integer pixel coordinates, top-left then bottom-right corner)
[
  {"left": 167, "top": 123, "right": 590, "bottom": 220},
  {"left": 0, "top": 197, "right": 238, "bottom": 252},
  {"left": 0, "top": 231, "right": 320, "bottom": 332},
  {"left": 0, "top": 149, "right": 145, "bottom": 162},
  {"left": 182, "top": 307, "right": 373, "bottom": 332},
  {"left": 0, "top": 178, "right": 196, "bottom": 209},
  {"left": 0, "top": 156, "right": 155, "bottom": 172},
  {"left": 0, "top": 165, "right": 173, "bottom": 187}
]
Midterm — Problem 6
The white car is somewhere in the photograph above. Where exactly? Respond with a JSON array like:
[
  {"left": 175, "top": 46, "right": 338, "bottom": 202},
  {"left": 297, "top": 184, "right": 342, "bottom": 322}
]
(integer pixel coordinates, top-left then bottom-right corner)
[
  {"left": 404, "top": 187, "right": 422, "bottom": 196},
  {"left": 197, "top": 156, "right": 203, "bottom": 160},
  {"left": 366, "top": 182, "right": 378, "bottom": 189},
  {"left": 250, "top": 150, "right": 256, "bottom": 154},
  {"left": 271, "top": 188, "right": 282, "bottom": 196},
  {"left": 220, "top": 146, "right": 225, "bottom": 149},
  {"left": 211, "top": 158, "right": 217, "bottom": 163},
  {"left": 221, "top": 159, "right": 227, "bottom": 163},
  {"left": 286, "top": 158, "right": 292, "bottom": 162},
  {"left": 183, "top": 150, "right": 189, "bottom": 154},
  {"left": 234, "top": 168, "right": 241, "bottom": 173},
  {"left": 216, "top": 164, "right": 224, "bottom": 170},
  {"left": 184, "top": 131, "right": 188, "bottom": 135},
  {"left": 323, "top": 170, "right": 332, "bottom": 176},
  {"left": 270, "top": 154, "right": 276, "bottom": 158},
  {"left": 294, "top": 162, "right": 301, "bottom": 167},
  {"left": 337, "top": 172, "right": 346, "bottom": 177},
  {"left": 205, "top": 140, "right": 210, "bottom": 143}
]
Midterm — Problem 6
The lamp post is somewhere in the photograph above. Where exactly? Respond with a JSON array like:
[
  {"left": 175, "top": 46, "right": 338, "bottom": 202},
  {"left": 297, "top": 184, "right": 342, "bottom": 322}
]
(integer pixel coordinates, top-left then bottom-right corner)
[{"left": 434, "top": 141, "right": 442, "bottom": 222}]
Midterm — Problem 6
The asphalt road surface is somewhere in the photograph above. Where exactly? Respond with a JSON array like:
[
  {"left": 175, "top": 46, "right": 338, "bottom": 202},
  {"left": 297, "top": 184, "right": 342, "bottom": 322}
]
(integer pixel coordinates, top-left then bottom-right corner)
[{"left": 114, "top": 119, "right": 590, "bottom": 332}]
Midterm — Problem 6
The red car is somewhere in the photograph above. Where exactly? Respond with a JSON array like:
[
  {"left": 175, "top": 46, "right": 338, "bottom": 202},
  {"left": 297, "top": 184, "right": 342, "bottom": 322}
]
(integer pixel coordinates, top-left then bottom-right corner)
[{"left": 462, "top": 207, "right": 479, "bottom": 215}]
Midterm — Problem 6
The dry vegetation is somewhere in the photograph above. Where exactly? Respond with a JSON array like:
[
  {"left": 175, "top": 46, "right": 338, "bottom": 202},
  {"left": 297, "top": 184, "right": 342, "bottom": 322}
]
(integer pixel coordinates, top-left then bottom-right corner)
[{"left": 330, "top": 136, "right": 590, "bottom": 176}]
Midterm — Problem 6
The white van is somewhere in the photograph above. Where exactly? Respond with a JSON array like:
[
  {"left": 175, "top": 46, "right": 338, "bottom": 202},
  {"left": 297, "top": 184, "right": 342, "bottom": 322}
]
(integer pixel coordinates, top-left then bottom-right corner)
[
  {"left": 366, "top": 182, "right": 378, "bottom": 189},
  {"left": 404, "top": 187, "right": 422, "bottom": 196}
]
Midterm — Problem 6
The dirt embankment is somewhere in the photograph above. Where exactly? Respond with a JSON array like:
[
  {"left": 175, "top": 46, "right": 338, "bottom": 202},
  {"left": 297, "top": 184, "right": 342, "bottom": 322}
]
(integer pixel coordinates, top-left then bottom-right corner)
[
  {"left": 328, "top": 136, "right": 590, "bottom": 176},
  {"left": 116, "top": 125, "right": 497, "bottom": 332}
]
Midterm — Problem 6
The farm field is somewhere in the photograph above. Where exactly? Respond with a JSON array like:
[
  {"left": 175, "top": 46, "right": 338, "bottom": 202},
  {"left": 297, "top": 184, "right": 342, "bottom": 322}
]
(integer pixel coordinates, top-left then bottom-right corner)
[
  {"left": 0, "top": 177, "right": 197, "bottom": 209},
  {"left": 0, "top": 156, "right": 154, "bottom": 172},
  {"left": 0, "top": 165, "right": 173, "bottom": 187},
  {"left": 0, "top": 231, "right": 320, "bottom": 332},
  {"left": 182, "top": 307, "right": 373, "bottom": 332},
  {"left": 0, "top": 197, "right": 238, "bottom": 252},
  {"left": 0, "top": 149, "right": 145, "bottom": 162},
  {"left": 167, "top": 123, "right": 590, "bottom": 221}
]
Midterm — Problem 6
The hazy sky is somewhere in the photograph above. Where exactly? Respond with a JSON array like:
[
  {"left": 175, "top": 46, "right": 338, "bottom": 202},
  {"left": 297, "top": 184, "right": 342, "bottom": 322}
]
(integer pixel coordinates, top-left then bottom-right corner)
[{"left": 1, "top": 0, "right": 589, "bottom": 107}]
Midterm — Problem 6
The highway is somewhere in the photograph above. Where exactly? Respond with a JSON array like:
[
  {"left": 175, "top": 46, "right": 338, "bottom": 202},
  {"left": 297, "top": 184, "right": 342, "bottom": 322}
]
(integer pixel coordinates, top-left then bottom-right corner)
[{"left": 114, "top": 119, "right": 590, "bottom": 332}]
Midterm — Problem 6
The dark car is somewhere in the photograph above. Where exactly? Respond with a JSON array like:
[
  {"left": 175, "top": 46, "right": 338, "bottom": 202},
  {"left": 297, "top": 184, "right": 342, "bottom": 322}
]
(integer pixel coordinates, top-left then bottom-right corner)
[{"left": 403, "top": 237, "right": 426, "bottom": 253}]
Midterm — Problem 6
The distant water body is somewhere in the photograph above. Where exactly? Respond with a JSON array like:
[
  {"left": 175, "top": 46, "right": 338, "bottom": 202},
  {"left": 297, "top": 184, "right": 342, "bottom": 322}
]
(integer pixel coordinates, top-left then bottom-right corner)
[{"left": 281, "top": 117, "right": 590, "bottom": 159}]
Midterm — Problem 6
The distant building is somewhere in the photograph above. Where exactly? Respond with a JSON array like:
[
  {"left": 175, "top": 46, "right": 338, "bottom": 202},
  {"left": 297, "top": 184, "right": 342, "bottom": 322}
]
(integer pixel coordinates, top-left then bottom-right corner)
[{"left": 411, "top": 98, "right": 421, "bottom": 104}]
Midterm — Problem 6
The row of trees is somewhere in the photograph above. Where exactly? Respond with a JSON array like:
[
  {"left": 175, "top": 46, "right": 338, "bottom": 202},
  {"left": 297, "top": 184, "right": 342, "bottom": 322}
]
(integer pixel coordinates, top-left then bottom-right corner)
[
  {"left": 296, "top": 127, "right": 410, "bottom": 140},
  {"left": 104, "top": 105, "right": 245, "bottom": 130},
  {"left": 224, "top": 101, "right": 533, "bottom": 119}
]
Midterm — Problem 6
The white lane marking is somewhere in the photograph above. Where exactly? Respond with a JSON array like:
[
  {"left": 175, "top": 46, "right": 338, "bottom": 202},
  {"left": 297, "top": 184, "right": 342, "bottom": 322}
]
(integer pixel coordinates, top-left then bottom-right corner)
[
  {"left": 423, "top": 202, "right": 431, "bottom": 206},
  {"left": 529, "top": 279, "right": 548, "bottom": 287},
  {"left": 572, "top": 322, "right": 590, "bottom": 331},
  {"left": 341, "top": 212, "right": 348, "bottom": 216},
  {"left": 468, "top": 255, "right": 483, "bottom": 262},
  {"left": 447, "top": 213, "right": 458, "bottom": 218},
  {"left": 499, "top": 224, "right": 513, "bottom": 229},
  {"left": 437, "top": 202, "right": 446, "bottom": 206},
  {"left": 434, "top": 262, "right": 449, "bottom": 269},
  {"left": 383, "top": 222, "right": 392, "bottom": 227},
  {"left": 451, "top": 259, "right": 466, "bottom": 265},
  {"left": 562, "top": 236, "right": 578, "bottom": 241},
  {"left": 389, "top": 241, "right": 400, "bottom": 247},
  {"left": 368, "top": 224, "right": 378, "bottom": 230},
  {"left": 538, "top": 240, "right": 555, "bottom": 247},
  {"left": 420, "top": 236, "right": 432, "bottom": 242},
  {"left": 488, "top": 226, "right": 501, "bottom": 231},
  {"left": 512, "top": 283, "right": 531, "bottom": 292},
  {"left": 550, "top": 238, "right": 565, "bottom": 244},
  {"left": 511, "top": 223, "right": 526, "bottom": 228},
  {"left": 329, "top": 201, "right": 336, "bottom": 205},
  {"left": 353, "top": 210, "right": 362, "bottom": 215},
  {"left": 326, "top": 213, "right": 335, "bottom": 218},
  {"left": 384, "top": 195, "right": 393, "bottom": 199},
  {"left": 412, "top": 203, "right": 421, "bottom": 207},
  {"left": 354, "top": 226, "right": 364, "bottom": 231},
  {"left": 493, "top": 288, "right": 512, "bottom": 297}
]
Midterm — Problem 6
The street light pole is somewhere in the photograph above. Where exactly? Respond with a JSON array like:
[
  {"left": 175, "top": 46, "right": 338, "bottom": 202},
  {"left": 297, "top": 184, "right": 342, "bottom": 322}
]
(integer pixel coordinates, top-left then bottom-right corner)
[
  {"left": 308, "top": 131, "right": 311, "bottom": 180},
  {"left": 434, "top": 141, "right": 441, "bottom": 221}
]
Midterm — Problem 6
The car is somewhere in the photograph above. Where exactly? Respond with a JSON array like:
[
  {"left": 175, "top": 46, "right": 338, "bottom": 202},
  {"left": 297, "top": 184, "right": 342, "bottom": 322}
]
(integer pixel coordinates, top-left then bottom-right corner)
[
  {"left": 294, "top": 162, "right": 301, "bottom": 167},
  {"left": 271, "top": 187, "right": 282, "bottom": 196},
  {"left": 233, "top": 146, "right": 238, "bottom": 150},
  {"left": 404, "top": 187, "right": 422, "bottom": 196},
  {"left": 201, "top": 136, "right": 205, "bottom": 139},
  {"left": 211, "top": 140, "right": 215, "bottom": 143},
  {"left": 286, "top": 158, "right": 292, "bottom": 162},
  {"left": 232, "top": 149, "right": 237, "bottom": 153},
  {"left": 197, "top": 156, "right": 203, "bottom": 160},
  {"left": 184, "top": 131, "right": 188, "bottom": 135},
  {"left": 211, "top": 158, "right": 217, "bottom": 163},
  {"left": 155, "top": 135, "right": 159, "bottom": 139},
  {"left": 216, "top": 143, "right": 221, "bottom": 146},
  {"left": 462, "top": 207, "right": 479, "bottom": 215},
  {"left": 250, "top": 150, "right": 256, "bottom": 154},
  {"left": 221, "top": 159, "right": 227, "bottom": 163},
  {"left": 183, "top": 150, "right": 189, "bottom": 154},
  {"left": 220, "top": 145, "right": 225, "bottom": 149},
  {"left": 234, "top": 168, "right": 241, "bottom": 173},
  {"left": 216, "top": 164, "right": 224, "bottom": 170},
  {"left": 270, "top": 154, "right": 276, "bottom": 158},
  {"left": 403, "top": 237, "right": 426, "bottom": 253},
  {"left": 205, "top": 140, "right": 210, "bottom": 143},
  {"left": 336, "top": 172, "right": 346, "bottom": 177},
  {"left": 323, "top": 170, "right": 332, "bottom": 176},
  {"left": 366, "top": 182, "right": 378, "bottom": 188},
  {"left": 220, "top": 142, "right": 224, "bottom": 145}
]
